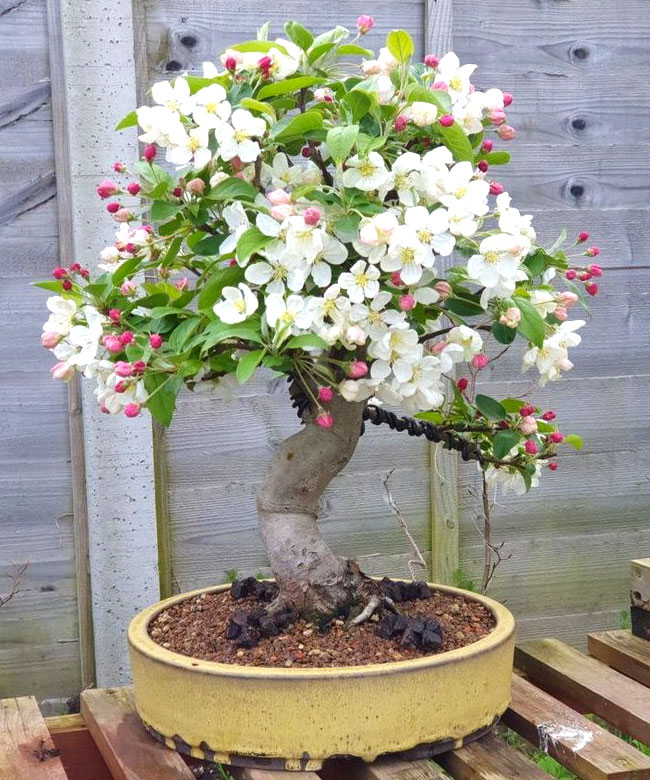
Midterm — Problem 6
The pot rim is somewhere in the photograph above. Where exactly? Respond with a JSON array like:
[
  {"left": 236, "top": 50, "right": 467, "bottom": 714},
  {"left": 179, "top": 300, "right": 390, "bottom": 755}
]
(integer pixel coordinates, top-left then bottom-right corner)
[{"left": 128, "top": 580, "right": 515, "bottom": 680}]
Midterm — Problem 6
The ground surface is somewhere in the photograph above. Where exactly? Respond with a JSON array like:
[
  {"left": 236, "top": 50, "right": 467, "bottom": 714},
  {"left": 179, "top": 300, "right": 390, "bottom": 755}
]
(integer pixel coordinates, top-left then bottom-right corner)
[{"left": 149, "top": 583, "right": 496, "bottom": 668}]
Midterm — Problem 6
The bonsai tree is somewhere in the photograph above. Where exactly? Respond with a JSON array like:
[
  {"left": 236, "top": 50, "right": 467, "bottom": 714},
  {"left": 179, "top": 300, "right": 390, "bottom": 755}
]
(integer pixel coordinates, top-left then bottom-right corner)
[{"left": 38, "top": 17, "right": 601, "bottom": 623}]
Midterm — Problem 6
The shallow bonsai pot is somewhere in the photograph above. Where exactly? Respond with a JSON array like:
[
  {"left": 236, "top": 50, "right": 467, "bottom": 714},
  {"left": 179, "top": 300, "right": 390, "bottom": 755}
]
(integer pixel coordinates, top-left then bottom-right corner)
[{"left": 128, "top": 581, "right": 515, "bottom": 771}]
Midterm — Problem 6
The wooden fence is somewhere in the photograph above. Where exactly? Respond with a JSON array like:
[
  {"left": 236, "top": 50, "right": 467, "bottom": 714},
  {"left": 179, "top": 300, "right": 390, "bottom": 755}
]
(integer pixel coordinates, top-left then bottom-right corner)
[{"left": 1, "top": 0, "right": 648, "bottom": 706}]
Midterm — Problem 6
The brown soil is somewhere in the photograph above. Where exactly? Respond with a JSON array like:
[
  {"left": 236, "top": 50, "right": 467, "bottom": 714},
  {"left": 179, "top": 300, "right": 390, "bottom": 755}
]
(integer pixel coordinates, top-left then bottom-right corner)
[{"left": 148, "top": 586, "right": 496, "bottom": 668}]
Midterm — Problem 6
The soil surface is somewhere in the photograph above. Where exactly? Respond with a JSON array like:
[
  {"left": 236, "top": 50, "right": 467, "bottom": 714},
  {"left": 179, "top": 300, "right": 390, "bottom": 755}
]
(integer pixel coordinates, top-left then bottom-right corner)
[{"left": 148, "top": 583, "right": 496, "bottom": 668}]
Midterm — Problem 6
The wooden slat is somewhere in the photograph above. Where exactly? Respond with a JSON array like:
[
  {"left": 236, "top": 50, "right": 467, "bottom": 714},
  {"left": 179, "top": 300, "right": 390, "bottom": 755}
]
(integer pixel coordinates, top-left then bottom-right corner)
[
  {"left": 0, "top": 696, "right": 68, "bottom": 779},
  {"left": 516, "top": 639, "right": 650, "bottom": 745},
  {"left": 436, "top": 731, "right": 553, "bottom": 779},
  {"left": 80, "top": 687, "right": 194, "bottom": 780},
  {"left": 320, "top": 756, "right": 450, "bottom": 779},
  {"left": 589, "top": 630, "right": 650, "bottom": 689},
  {"left": 51, "top": 728, "right": 113, "bottom": 780},
  {"left": 229, "top": 768, "right": 320, "bottom": 780},
  {"left": 44, "top": 714, "right": 86, "bottom": 735},
  {"left": 504, "top": 674, "right": 650, "bottom": 780}
]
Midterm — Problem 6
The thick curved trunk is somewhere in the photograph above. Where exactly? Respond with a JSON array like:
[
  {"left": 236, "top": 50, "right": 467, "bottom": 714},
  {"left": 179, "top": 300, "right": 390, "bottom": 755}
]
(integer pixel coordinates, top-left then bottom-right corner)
[{"left": 256, "top": 395, "right": 371, "bottom": 619}]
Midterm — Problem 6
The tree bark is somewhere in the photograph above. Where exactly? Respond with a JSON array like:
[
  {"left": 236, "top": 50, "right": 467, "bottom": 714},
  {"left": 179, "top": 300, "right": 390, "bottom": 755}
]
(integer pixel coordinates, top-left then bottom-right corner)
[{"left": 256, "top": 394, "right": 372, "bottom": 619}]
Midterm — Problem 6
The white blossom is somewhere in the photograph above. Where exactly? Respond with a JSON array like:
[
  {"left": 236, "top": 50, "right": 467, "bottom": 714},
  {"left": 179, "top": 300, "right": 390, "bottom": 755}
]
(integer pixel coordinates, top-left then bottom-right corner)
[
  {"left": 338, "top": 260, "right": 380, "bottom": 303},
  {"left": 342, "top": 152, "right": 390, "bottom": 192},
  {"left": 213, "top": 283, "right": 259, "bottom": 324}
]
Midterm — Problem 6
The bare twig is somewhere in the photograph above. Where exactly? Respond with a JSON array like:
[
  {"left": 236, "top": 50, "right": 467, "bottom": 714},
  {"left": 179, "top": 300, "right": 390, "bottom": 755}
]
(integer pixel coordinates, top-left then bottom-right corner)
[
  {"left": 479, "top": 475, "right": 510, "bottom": 593},
  {"left": 383, "top": 469, "right": 427, "bottom": 580},
  {"left": 0, "top": 562, "right": 28, "bottom": 609}
]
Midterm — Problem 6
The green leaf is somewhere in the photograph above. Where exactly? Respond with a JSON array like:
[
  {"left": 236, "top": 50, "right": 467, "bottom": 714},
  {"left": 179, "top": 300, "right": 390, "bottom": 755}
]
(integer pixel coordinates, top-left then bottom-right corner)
[
  {"left": 492, "top": 320, "right": 517, "bottom": 344},
  {"left": 151, "top": 201, "right": 182, "bottom": 222},
  {"left": 307, "top": 42, "right": 336, "bottom": 64},
  {"left": 270, "top": 110, "right": 323, "bottom": 141},
  {"left": 483, "top": 151, "right": 511, "bottom": 165},
  {"left": 493, "top": 429, "right": 523, "bottom": 459},
  {"left": 284, "top": 20, "right": 314, "bottom": 50},
  {"left": 475, "top": 394, "right": 507, "bottom": 421},
  {"left": 550, "top": 227, "right": 568, "bottom": 254},
  {"left": 159, "top": 235, "right": 184, "bottom": 267},
  {"left": 207, "top": 177, "right": 258, "bottom": 203},
  {"left": 144, "top": 374, "right": 183, "bottom": 426},
  {"left": 406, "top": 85, "right": 452, "bottom": 114},
  {"left": 514, "top": 296, "right": 546, "bottom": 348},
  {"left": 524, "top": 250, "right": 546, "bottom": 279},
  {"left": 285, "top": 334, "right": 328, "bottom": 351},
  {"left": 326, "top": 125, "right": 359, "bottom": 166},
  {"left": 444, "top": 296, "right": 485, "bottom": 317},
  {"left": 115, "top": 110, "right": 138, "bottom": 131},
  {"left": 32, "top": 280, "right": 65, "bottom": 292},
  {"left": 197, "top": 265, "right": 245, "bottom": 312},
  {"left": 229, "top": 40, "right": 288, "bottom": 55},
  {"left": 192, "top": 234, "right": 224, "bottom": 256},
  {"left": 236, "top": 349, "right": 265, "bottom": 384},
  {"left": 342, "top": 90, "right": 373, "bottom": 123},
  {"left": 337, "top": 43, "right": 374, "bottom": 57},
  {"left": 111, "top": 256, "right": 141, "bottom": 287},
  {"left": 239, "top": 97, "right": 276, "bottom": 120},
  {"left": 414, "top": 410, "right": 444, "bottom": 423},
  {"left": 201, "top": 322, "right": 263, "bottom": 352},
  {"left": 169, "top": 317, "right": 202, "bottom": 352},
  {"left": 500, "top": 398, "right": 527, "bottom": 414},
  {"left": 258, "top": 76, "right": 325, "bottom": 100},
  {"left": 439, "top": 122, "right": 474, "bottom": 162},
  {"left": 236, "top": 227, "right": 272, "bottom": 264},
  {"left": 564, "top": 433, "right": 584, "bottom": 450},
  {"left": 185, "top": 75, "right": 227, "bottom": 94},
  {"left": 386, "top": 29, "right": 414, "bottom": 63}
]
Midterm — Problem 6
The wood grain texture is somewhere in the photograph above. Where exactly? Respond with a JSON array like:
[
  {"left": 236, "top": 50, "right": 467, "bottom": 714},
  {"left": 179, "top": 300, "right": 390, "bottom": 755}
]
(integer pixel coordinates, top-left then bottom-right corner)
[
  {"left": 516, "top": 639, "right": 650, "bottom": 746},
  {"left": 50, "top": 726, "right": 114, "bottom": 780},
  {"left": 0, "top": 696, "right": 68, "bottom": 779},
  {"left": 320, "top": 756, "right": 451, "bottom": 780},
  {"left": 80, "top": 687, "right": 194, "bottom": 780},
  {"left": 588, "top": 630, "right": 650, "bottom": 690},
  {"left": 504, "top": 674, "right": 650, "bottom": 780},
  {"left": 425, "top": 0, "right": 453, "bottom": 56},
  {"left": 437, "top": 731, "right": 553, "bottom": 779},
  {"left": 230, "top": 768, "right": 320, "bottom": 780}
]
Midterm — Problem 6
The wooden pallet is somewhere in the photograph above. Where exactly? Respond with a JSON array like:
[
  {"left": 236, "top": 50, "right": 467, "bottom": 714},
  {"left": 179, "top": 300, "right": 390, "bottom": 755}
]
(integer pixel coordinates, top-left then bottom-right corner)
[{"left": 5, "top": 632, "right": 650, "bottom": 779}]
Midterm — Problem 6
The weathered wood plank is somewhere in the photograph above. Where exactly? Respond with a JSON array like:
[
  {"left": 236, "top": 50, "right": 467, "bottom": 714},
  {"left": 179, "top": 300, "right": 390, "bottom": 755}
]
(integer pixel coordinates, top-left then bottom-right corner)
[
  {"left": 588, "top": 631, "right": 650, "bottom": 689},
  {"left": 50, "top": 727, "right": 113, "bottom": 780},
  {"left": 80, "top": 687, "right": 194, "bottom": 780},
  {"left": 0, "top": 696, "right": 68, "bottom": 779},
  {"left": 320, "top": 756, "right": 450, "bottom": 779},
  {"left": 437, "top": 731, "right": 553, "bottom": 779},
  {"left": 230, "top": 768, "right": 320, "bottom": 780},
  {"left": 516, "top": 639, "right": 650, "bottom": 745},
  {"left": 504, "top": 674, "right": 650, "bottom": 780}
]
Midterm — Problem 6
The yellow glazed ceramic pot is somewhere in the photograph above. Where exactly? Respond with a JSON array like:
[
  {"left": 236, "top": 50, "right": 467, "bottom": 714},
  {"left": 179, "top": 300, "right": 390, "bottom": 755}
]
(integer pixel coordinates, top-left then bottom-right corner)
[{"left": 128, "top": 582, "right": 515, "bottom": 771}]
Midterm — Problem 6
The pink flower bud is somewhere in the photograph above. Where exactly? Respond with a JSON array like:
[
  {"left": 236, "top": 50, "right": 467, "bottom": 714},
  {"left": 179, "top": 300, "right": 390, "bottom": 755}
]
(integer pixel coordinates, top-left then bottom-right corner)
[
  {"left": 557, "top": 291, "right": 579, "bottom": 309},
  {"left": 542, "top": 410, "right": 556, "bottom": 421},
  {"left": 496, "top": 124, "right": 516, "bottom": 141},
  {"left": 103, "top": 335, "right": 123, "bottom": 353},
  {"left": 106, "top": 201, "right": 121, "bottom": 214},
  {"left": 230, "top": 156, "right": 244, "bottom": 172},
  {"left": 457, "top": 377, "right": 468, "bottom": 392},
  {"left": 96, "top": 180, "right": 118, "bottom": 199},
  {"left": 225, "top": 56, "right": 237, "bottom": 72},
  {"left": 113, "top": 208, "right": 132, "bottom": 222},
  {"left": 548, "top": 461, "right": 558, "bottom": 471},
  {"left": 489, "top": 108, "right": 506, "bottom": 125},
  {"left": 477, "top": 159, "right": 489, "bottom": 173},
  {"left": 271, "top": 204, "right": 294, "bottom": 221},
  {"left": 586, "top": 246, "right": 600, "bottom": 257},
  {"left": 503, "top": 92, "right": 514, "bottom": 107},
  {"left": 113, "top": 161, "right": 126, "bottom": 172},
  {"left": 125, "top": 242, "right": 137, "bottom": 254},
  {"left": 393, "top": 115, "right": 409, "bottom": 132},
  {"left": 114, "top": 361, "right": 134, "bottom": 378},
  {"left": 520, "top": 404, "right": 536, "bottom": 417},
  {"left": 120, "top": 279, "right": 137, "bottom": 295},
  {"left": 119, "top": 331, "right": 134, "bottom": 345},
  {"left": 132, "top": 360, "right": 147, "bottom": 374},
  {"left": 356, "top": 14, "right": 374, "bottom": 33},
  {"left": 172, "top": 187, "right": 183, "bottom": 198},
  {"left": 579, "top": 271, "right": 592, "bottom": 281},
  {"left": 186, "top": 178, "right": 205, "bottom": 196},
  {"left": 346, "top": 325, "right": 366, "bottom": 346},
  {"left": 62, "top": 280, "right": 73, "bottom": 291},
  {"left": 347, "top": 360, "right": 369, "bottom": 379},
  {"left": 115, "top": 381, "right": 127, "bottom": 393},
  {"left": 258, "top": 55, "right": 272, "bottom": 71},
  {"left": 586, "top": 282, "right": 598, "bottom": 296},
  {"left": 51, "top": 361, "right": 74, "bottom": 381},
  {"left": 499, "top": 306, "right": 521, "bottom": 328},
  {"left": 316, "top": 412, "right": 334, "bottom": 429},
  {"left": 439, "top": 114, "right": 455, "bottom": 127},
  {"left": 399, "top": 293, "right": 416, "bottom": 311},
  {"left": 548, "top": 431, "right": 564, "bottom": 444},
  {"left": 519, "top": 415, "right": 538, "bottom": 435},
  {"left": 41, "top": 331, "right": 61, "bottom": 348},
  {"left": 143, "top": 144, "right": 157, "bottom": 162},
  {"left": 301, "top": 146, "right": 311, "bottom": 159},
  {"left": 553, "top": 306, "right": 568, "bottom": 321},
  {"left": 424, "top": 54, "right": 439, "bottom": 68},
  {"left": 481, "top": 139, "right": 494, "bottom": 152},
  {"left": 268, "top": 189, "right": 291, "bottom": 206},
  {"left": 390, "top": 271, "right": 404, "bottom": 287},
  {"left": 432, "top": 81, "right": 448, "bottom": 91},
  {"left": 318, "top": 386, "right": 334, "bottom": 403},
  {"left": 175, "top": 277, "right": 189, "bottom": 291},
  {"left": 524, "top": 439, "right": 539, "bottom": 455},
  {"left": 108, "top": 308, "right": 121, "bottom": 322},
  {"left": 471, "top": 354, "right": 489, "bottom": 370},
  {"left": 149, "top": 333, "right": 163, "bottom": 349},
  {"left": 578, "top": 231, "right": 589, "bottom": 243},
  {"left": 124, "top": 403, "right": 141, "bottom": 418},
  {"left": 52, "top": 267, "right": 68, "bottom": 279},
  {"left": 565, "top": 269, "right": 577, "bottom": 280},
  {"left": 434, "top": 280, "right": 452, "bottom": 299},
  {"left": 588, "top": 263, "right": 602, "bottom": 277},
  {"left": 127, "top": 182, "right": 141, "bottom": 196},
  {"left": 489, "top": 181, "right": 505, "bottom": 196},
  {"left": 303, "top": 207, "right": 321, "bottom": 226}
]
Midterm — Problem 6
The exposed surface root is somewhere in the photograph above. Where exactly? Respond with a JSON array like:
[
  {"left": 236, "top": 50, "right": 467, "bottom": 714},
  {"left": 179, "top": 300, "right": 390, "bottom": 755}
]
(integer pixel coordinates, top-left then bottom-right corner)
[{"left": 350, "top": 595, "right": 397, "bottom": 626}]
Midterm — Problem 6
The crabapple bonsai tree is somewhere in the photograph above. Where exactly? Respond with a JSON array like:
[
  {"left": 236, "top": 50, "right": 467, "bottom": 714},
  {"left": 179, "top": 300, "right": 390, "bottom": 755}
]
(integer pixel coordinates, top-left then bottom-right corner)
[{"left": 38, "top": 17, "right": 602, "bottom": 623}]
